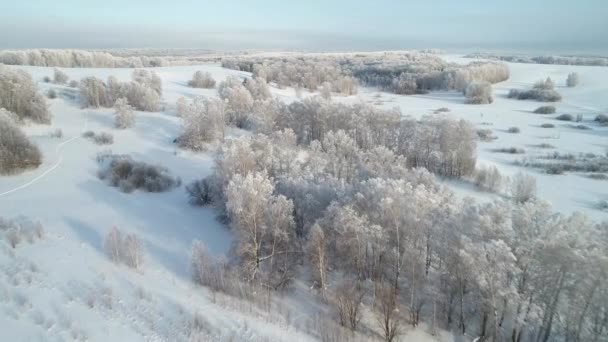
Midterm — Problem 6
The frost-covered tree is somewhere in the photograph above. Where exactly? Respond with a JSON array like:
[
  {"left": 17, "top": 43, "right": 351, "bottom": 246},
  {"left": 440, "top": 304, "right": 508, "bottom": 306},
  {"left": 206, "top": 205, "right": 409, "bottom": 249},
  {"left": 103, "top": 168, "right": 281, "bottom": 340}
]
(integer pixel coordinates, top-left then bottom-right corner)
[
  {"left": 178, "top": 96, "right": 225, "bottom": 150},
  {"left": 0, "top": 66, "right": 51, "bottom": 123},
  {"left": 566, "top": 72, "right": 579, "bottom": 87},
  {"left": 308, "top": 224, "right": 328, "bottom": 296},
  {"left": 225, "top": 172, "right": 295, "bottom": 287},
  {"left": 188, "top": 71, "right": 216, "bottom": 88},
  {"left": 114, "top": 97, "right": 135, "bottom": 129},
  {"left": 0, "top": 110, "right": 42, "bottom": 174}
]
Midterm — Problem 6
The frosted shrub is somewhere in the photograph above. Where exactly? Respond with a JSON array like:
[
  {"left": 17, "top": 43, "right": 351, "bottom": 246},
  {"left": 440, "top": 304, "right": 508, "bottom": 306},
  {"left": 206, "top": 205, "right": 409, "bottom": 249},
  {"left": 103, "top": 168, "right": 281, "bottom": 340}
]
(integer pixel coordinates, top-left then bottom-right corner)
[
  {"left": 534, "top": 105, "right": 556, "bottom": 114},
  {"left": 474, "top": 165, "right": 503, "bottom": 192},
  {"left": 176, "top": 96, "right": 189, "bottom": 117},
  {"left": 186, "top": 177, "right": 216, "bottom": 206},
  {"left": 464, "top": 81, "right": 493, "bottom": 104},
  {"left": 508, "top": 79, "right": 561, "bottom": 102},
  {"left": 188, "top": 71, "right": 216, "bottom": 88},
  {"left": 83, "top": 131, "right": 114, "bottom": 145},
  {"left": 97, "top": 154, "right": 180, "bottom": 193},
  {"left": 0, "top": 217, "right": 45, "bottom": 248},
  {"left": 507, "top": 126, "right": 520, "bottom": 133},
  {"left": 476, "top": 128, "right": 497, "bottom": 141},
  {"left": 0, "top": 112, "right": 42, "bottom": 174},
  {"left": 114, "top": 97, "right": 135, "bottom": 129},
  {"left": 47, "top": 89, "right": 57, "bottom": 99},
  {"left": 566, "top": 72, "right": 579, "bottom": 87},
  {"left": 104, "top": 227, "right": 143, "bottom": 270},
  {"left": 594, "top": 114, "right": 608, "bottom": 126},
  {"left": 0, "top": 66, "right": 51, "bottom": 123},
  {"left": 190, "top": 240, "right": 228, "bottom": 292},
  {"left": 510, "top": 172, "right": 537, "bottom": 203},
  {"left": 53, "top": 68, "right": 69, "bottom": 84},
  {"left": 556, "top": 114, "right": 573, "bottom": 121}
]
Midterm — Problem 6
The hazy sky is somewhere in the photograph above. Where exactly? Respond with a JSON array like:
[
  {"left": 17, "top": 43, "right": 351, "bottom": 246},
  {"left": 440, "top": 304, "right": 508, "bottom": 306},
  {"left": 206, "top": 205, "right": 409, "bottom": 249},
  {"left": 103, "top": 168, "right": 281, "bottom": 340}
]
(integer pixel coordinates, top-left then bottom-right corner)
[{"left": 1, "top": 0, "right": 606, "bottom": 53}]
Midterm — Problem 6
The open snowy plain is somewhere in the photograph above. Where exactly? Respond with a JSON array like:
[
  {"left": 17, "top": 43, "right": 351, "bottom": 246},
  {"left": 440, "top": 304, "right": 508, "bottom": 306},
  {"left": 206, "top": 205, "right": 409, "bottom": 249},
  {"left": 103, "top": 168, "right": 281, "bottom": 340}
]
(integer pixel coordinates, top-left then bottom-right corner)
[{"left": 0, "top": 54, "right": 606, "bottom": 341}]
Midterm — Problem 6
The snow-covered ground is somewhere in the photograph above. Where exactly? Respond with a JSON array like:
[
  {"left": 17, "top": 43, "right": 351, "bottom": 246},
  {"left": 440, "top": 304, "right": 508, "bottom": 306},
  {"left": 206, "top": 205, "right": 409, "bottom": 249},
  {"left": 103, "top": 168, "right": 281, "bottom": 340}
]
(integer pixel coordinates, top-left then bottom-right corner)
[{"left": 0, "top": 55, "right": 605, "bottom": 341}]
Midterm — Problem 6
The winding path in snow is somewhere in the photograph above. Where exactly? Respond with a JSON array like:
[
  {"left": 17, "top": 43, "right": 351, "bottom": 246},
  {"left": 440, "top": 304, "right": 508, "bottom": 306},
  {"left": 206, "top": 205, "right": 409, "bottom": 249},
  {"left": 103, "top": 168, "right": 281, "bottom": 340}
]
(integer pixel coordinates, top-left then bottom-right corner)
[{"left": 0, "top": 113, "right": 88, "bottom": 198}]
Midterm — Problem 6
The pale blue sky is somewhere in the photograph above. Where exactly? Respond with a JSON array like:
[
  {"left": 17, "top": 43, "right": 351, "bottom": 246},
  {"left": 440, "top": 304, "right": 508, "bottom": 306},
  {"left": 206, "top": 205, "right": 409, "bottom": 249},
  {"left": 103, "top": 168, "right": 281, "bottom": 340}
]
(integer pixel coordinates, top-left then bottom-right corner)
[{"left": 1, "top": 0, "right": 606, "bottom": 52}]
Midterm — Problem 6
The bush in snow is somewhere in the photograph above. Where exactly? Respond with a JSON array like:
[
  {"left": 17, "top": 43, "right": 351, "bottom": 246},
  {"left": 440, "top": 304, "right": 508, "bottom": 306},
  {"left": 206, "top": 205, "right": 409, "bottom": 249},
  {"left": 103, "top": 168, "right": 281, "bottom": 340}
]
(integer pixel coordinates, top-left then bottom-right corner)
[
  {"left": 82, "top": 131, "right": 114, "bottom": 145},
  {"left": 492, "top": 147, "right": 525, "bottom": 154},
  {"left": 114, "top": 97, "right": 135, "bottom": 129},
  {"left": 97, "top": 154, "right": 180, "bottom": 193},
  {"left": 510, "top": 172, "right": 536, "bottom": 203},
  {"left": 534, "top": 105, "right": 556, "bottom": 114},
  {"left": 53, "top": 68, "right": 69, "bottom": 84},
  {"left": 556, "top": 114, "right": 574, "bottom": 121},
  {"left": 0, "top": 66, "right": 51, "bottom": 123},
  {"left": 104, "top": 227, "right": 143, "bottom": 270},
  {"left": 594, "top": 114, "right": 608, "bottom": 126},
  {"left": 507, "top": 126, "right": 520, "bottom": 133},
  {"left": 566, "top": 72, "right": 579, "bottom": 87},
  {"left": 68, "top": 80, "right": 78, "bottom": 88},
  {"left": 175, "top": 96, "right": 189, "bottom": 117},
  {"left": 188, "top": 71, "right": 216, "bottom": 89},
  {"left": 0, "top": 217, "right": 44, "bottom": 248},
  {"left": 186, "top": 177, "right": 216, "bottom": 206},
  {"left": 49, "top": 128, "right": 63, "bottom": 138},
  {"left": 509, "top": 78, "right": 561, "bottom": 102},
  {"left": 476, "top": 128, "right": 497, "bottom": 141},
  {"left": 47, "top": 89, "right": 57, "bottom": 99},
  {"left": 190, "top": 240, "right": 228, "bottom": 293},
  {"left": 463, "top": 81, "right": 493, "bottom": 104},
  {"left": 540, "top": 123, "right": 555, "bottom": 128},
  {"left": 474, "top": 165, "right": 503, "bottom": 192},
  {"left": 0, "top": 111, "right": 42, "bottom": 175},
  {"left": 508, "top": 88, "right": 562, "bottom": 102}
]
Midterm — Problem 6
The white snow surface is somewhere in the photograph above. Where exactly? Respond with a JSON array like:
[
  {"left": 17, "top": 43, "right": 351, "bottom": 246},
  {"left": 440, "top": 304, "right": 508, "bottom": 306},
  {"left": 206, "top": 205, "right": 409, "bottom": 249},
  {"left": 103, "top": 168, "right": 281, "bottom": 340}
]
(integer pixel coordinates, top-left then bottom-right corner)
[{"left": 0, "top": 55, "right": 605, "bottom": 341}]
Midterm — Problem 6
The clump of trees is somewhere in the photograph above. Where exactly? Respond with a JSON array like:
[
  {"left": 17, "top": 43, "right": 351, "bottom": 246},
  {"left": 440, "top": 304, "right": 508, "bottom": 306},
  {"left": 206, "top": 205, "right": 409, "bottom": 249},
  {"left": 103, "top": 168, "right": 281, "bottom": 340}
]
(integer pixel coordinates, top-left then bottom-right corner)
[
  {"left": 97, "top": 154, "right": 180, "bottom": 193},
  {"left": 222, "top": 55, "right": 358, "bottom": 95},
  {"left": 466, "top": 53, "right": 608, "bottom": 66},
  {"left": 188, "top": 71, "right": 216, "bottom": 88},
  {"left": 177, "top": 97, "right": 225, "bottom": 150},
  {"left": 189, "top": 124, "right": 608, "bottom": 341},
  {"left": 0, "top": 110, "right": 42, "bottom": 175},
  {"left": 464, "top": 81, "right": 493, "bottom": 104},
  {"left": 0, "top": 49, "right": 166, "bottom": 68},
  {"left": 508, "top": 77, "right": 562, "bottom": 102},
  {"left": 566, "top": 72, "right": 579, "bottom": 87},
  {"left": 0, "top": 66, "right": 51, "bottom": 123},
  {"left": 104, "top": 227, "right": 143, "bottom": 270},
  {"left": 79, "top": 69, "right": 162, "bottom": 111}
]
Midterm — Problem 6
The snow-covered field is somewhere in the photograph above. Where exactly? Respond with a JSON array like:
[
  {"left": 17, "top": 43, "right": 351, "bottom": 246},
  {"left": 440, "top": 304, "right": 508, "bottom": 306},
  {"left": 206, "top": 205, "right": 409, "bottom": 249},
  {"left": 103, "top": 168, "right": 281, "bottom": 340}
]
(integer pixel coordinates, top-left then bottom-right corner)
[{"left": 0, "top": 55, "right": 606, "bottom": 341}]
